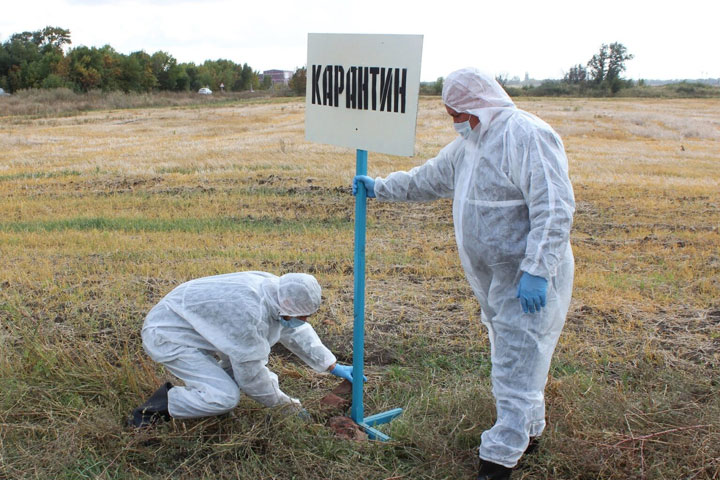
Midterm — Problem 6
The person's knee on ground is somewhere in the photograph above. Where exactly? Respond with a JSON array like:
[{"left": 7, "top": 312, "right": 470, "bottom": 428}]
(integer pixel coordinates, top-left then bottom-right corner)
[{"left": 166, "top": 380, "right": 241, "bottom": 418}]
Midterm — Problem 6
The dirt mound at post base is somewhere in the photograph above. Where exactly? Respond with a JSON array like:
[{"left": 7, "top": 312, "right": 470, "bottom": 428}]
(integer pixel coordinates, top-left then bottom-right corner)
[{"left": 327, "top": 416, "right": 367, "bottom": 441}]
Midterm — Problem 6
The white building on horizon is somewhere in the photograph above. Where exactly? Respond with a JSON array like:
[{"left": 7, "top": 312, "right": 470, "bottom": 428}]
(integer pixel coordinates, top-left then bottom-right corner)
[{"left": 260, "top": 69, "right": 293, "bottom": 86}]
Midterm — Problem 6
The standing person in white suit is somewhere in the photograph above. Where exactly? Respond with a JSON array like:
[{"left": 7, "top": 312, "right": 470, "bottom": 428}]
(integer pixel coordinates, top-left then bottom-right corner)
[
  {"left": 130, "top": 271, "right": 361, "bottom": 428},
  {"left": 353, "top": 68, "right": 575, "bottom": 480}
]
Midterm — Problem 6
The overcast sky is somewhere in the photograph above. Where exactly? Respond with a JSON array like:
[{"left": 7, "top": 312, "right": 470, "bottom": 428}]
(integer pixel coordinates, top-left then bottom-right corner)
[{"left": 3, "top": 0, "right": 719, "bottom": 82}]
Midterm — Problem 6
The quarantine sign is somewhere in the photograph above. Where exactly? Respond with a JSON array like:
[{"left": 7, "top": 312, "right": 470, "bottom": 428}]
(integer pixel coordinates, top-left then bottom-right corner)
[{"left": 305, "top": 33, "right": 423, "bottom": 157}]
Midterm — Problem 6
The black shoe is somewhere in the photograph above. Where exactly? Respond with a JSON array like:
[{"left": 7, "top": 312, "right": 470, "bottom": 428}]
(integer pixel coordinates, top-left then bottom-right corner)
[
  {"left": 524, "top": 437, "right": 539, "bottom": 455},
  {"left": 130, "top": 382, "right": 173, "bottom": 428},
  {"left": 477, "top": 459, "right": 512, "bottom": 480}
]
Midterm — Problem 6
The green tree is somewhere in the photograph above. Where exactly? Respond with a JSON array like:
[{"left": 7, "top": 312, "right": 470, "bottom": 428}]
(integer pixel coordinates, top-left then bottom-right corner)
[
  {"left": 151, "top": 50, "right": 193, "bottom": 91},
  {"left": 587, "top": 45, "right": 609, "bottom": 84},
  {"left": 0, "top": 27, "right": 72, "bottom": 92},
  {"left": 0, "top": 26, "right": 262, "bottom": 95},
  {"left": 172, "top": 64, "right": 191, "bottom": 91},
  {"left": 260, "top": 74, "right": 272, "bottom": 90},
  {"left": 288, "top": 66, "right": 306, "bottom": 96},
  {"left": 0, "top": 44, "right": 9, "bottom": 89},
  {"left": 238, "top": 63, "right": 257, "bottom": 90},
  {"left": 129, "top": 51, "right": 157, "bottom": 91},
  {"left": 195, "top": 62, "right": 214, "bottom": 91},
  {"left": 181, "top": 63, "right": 201, "bottom": 90},
  {"left": 432, "top": 77, "right": 443, "bottom": 95},
  {"left": 587, "top": 42, "right": 633, "bottom": 92},
  {"left": 67, "top": 46, "right": 103, "bottom": 91},
  {"left": 563, "top": 64, "right": 587, "bottom": 84},
  {"left": 41, "top": 73, "right": 68, "bottom": 89},
  {"left": 33, "top": 26, "right": 71, "bottom": 53},
  {"left": 33, "top": 27, "right": 71, "bottom": 87},
  {"left": 97, "top": 45, "right": 123, "bottom": 91},
  {"left": 1, "top": 31, "right": 41, "bottom": 91},
  {"left": 606, "top": 42, "right": 634, "bottom": 92}
]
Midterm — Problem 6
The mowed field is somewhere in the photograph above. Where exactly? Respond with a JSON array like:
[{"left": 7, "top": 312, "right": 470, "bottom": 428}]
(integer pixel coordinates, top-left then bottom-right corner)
[{"left": 0, "top": 95, "right": 718, "bottom": 479}]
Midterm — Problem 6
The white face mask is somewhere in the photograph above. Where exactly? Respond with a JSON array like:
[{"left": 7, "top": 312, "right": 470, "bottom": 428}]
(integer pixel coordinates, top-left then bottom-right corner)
[{"left": 453, "top": 120, "right": 472, "bottom": 138}]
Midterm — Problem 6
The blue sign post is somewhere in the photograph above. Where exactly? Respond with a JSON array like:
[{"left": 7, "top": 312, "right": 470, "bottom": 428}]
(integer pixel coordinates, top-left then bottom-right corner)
[
  {"left": 304, "top": 33, "right": 422, "bottom": 441},
  {"left": 351, "top": 149, "right": 403, "bottom": 441}
]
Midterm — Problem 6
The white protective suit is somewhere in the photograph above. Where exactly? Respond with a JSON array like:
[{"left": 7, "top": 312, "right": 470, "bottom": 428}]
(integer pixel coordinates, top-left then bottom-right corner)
[
  {"left": 141, "top": 272, "right": 337, "bottom": 418},
  {"left": 373, "top": 68, "right": 575, "bottom": 467}
]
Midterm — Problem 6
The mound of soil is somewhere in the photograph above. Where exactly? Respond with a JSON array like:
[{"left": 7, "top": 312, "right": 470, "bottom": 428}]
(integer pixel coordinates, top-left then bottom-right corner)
[{"left": 327, "top": 416, "right": 367, "bottom": 441}]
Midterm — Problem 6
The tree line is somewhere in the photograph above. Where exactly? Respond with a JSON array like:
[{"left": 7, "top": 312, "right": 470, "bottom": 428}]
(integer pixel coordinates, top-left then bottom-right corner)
[
  {"left": 420, "top": 43, "right": 637, "bottom": 97},
  {"left": 0, "top": 26, "right": 265, "bottom": 94}
]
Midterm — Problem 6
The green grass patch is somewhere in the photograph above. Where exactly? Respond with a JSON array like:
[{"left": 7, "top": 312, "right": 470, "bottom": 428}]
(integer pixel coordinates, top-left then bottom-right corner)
[
  {"left": 0, "top": 169, "right": 83, "bottom": 181},
  {"left": 0, "top": 215, "right": 352, "bottom": 233}
]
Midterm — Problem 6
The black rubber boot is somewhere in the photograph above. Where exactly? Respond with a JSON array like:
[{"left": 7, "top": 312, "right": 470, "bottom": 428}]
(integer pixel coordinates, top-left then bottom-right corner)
[
  {"left": 477, "top": 459, "right": 512, "bottom": 480},
  {"left": 130, "top": 382, "right": 173, "bottom": 428},
  {"left": 524, "top": 437, "right": 540, "bottom": 455}
]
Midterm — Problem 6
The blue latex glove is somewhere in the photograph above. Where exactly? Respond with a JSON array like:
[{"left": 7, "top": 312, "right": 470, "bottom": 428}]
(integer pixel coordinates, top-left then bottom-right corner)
[
  {"left": 330, "top": 363, "right": 368, "bottom": 383},
  {"left": 296, "top": 408, "right": 312, "bottom": 422},
  {"left": 278, "top": 402, "right": 311, "bottom": 422},
  {"left": 516, "top": 272, "right": 548, "bottom": 314},
  {"left": 352, "top": 175, "right": 376, "bottom": 198}
]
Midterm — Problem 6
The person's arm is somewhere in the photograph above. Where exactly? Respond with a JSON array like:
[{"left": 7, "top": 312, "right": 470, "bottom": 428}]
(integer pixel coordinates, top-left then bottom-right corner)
[
  {"left": 278, "top": 323, "right": 337, "bottom": 373},
  {"left": 512, "top": 126, "right": 575, "bottom": 280},
  {"left": 373, "top": 140, "right": 461, "bottom": 202},
  {"left": 225, "top": 320, "right": 299, "bottom": 408},
  {"left": 231, "top": 359, "right": 299, "bottom": 408}
]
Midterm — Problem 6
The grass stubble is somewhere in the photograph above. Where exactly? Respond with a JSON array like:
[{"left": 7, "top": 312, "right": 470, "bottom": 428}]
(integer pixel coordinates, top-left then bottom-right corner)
[{"left": 0, "top": 95, "right": 718, "bottom": 479}]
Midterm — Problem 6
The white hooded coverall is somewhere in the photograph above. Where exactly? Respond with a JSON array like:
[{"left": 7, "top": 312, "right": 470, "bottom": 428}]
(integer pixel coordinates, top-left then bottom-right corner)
[
  {"left": 373, "top": 69, "right": 575, "bottom": 467},
  {"left": 141, "top": 272, "right": 337, "bottom": 418}
]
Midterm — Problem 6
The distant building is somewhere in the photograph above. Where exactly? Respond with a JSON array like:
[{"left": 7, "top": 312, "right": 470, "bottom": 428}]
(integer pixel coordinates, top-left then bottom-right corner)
[
  {"left": 506, "top": 73, "right": 542, "bottom": 88},
  {"left": 260, "top": 69, "right": 293, "bottom": 86}
]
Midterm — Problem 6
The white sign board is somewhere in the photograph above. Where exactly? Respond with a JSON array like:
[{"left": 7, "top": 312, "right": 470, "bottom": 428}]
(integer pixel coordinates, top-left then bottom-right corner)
[{"left": 305, "top": 33, "right": 423, "bottom": 157}]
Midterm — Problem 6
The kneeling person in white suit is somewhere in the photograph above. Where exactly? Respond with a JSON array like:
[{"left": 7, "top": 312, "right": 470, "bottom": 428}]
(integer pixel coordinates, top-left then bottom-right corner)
[{"left": 131, "top": 271, "right": 359, "bottom": 427}]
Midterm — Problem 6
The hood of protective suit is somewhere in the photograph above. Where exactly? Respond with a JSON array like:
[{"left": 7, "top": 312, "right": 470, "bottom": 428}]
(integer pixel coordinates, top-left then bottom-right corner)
[
  {"left": 442, "top": 68, "right": 514, "bottom": 111},
  {"left": 277, "top": 273, "right": 322, "bottom": 316},
  {"left": 442, "top": 68, "right": 515, "bottom": 137}
]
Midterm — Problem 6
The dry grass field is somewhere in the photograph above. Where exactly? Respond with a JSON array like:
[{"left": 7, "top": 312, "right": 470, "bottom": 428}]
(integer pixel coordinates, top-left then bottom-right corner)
[{"left": 0, "top": 94, "right": 718, "bottom": 479}]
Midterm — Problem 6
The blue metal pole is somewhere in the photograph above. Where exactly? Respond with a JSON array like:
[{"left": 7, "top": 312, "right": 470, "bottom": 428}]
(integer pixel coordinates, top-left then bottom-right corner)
[{"left": 351, "top": 149, "right": 368, "bottom": 423}]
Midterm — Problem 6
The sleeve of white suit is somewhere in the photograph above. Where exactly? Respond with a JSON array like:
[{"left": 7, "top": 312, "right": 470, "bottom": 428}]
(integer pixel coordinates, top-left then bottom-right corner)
[
  {"left": 279, "top": 323, "right": 337, "bottom": 373},
  {"left": 512, "top": 126, "right": 575, "bottom": 279},
  {"left": 374, "top": 140, "right": 460, "bottom": 202},
  {"left": 231, "top": 360, "right": 298, "bottom": 408}
]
